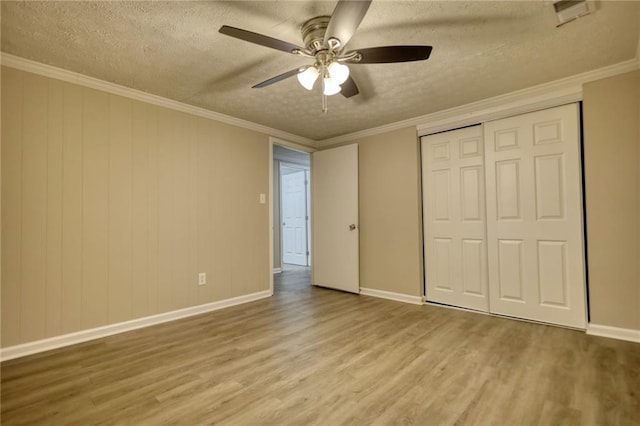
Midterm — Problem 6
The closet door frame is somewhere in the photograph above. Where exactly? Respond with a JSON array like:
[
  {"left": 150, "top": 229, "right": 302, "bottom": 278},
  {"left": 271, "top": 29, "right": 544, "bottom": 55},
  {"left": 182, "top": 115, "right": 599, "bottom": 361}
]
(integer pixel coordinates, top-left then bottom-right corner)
[{"left": 420, "top": 102, "right": 587, "bottom": 329}]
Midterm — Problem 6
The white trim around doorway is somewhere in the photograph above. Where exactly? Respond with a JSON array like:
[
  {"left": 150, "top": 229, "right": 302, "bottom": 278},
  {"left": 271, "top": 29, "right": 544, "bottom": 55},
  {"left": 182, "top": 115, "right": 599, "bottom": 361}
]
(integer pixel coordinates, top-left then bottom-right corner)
[{"left": 269, "top": 137, "right": 315, "bottom": 295}]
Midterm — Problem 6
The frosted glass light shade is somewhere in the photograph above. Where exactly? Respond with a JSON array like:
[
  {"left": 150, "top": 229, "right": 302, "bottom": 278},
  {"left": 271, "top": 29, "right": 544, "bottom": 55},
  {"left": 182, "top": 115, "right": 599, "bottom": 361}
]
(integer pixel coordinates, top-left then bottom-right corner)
[
  {"left": 323, "top": 77, "right": 341, "bottom": 96},
  {"left": 297, "top": 66, "right": 319, "bottom": 90},
  {"left": 327, "top": 62, "right": 350, "bottom": 85}
]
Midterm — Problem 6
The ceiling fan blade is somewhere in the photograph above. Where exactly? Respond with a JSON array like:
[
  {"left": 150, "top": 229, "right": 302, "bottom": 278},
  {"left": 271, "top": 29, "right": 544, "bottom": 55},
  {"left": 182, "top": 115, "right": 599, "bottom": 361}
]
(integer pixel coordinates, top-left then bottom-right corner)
[
  {"left": 252, "top": 68, "right": 303, "bottom": 88},
  {"left": 349, "top": 45, "right": 433, "bottom": 64},
  {"left": 340, "top": 76, "right": 359, "bottom": 98},
  {"left": 324, "top": 0, "right": 372, "bottom": 49},
  {"left": 219, "top": 25, "right": 303, "bottom": 54}
]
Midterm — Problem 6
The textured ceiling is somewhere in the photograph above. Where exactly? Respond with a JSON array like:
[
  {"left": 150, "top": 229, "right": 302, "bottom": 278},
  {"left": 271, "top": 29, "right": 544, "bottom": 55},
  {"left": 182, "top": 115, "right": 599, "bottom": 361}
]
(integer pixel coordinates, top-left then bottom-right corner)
[{"left": 2, "top": 1, "right": 639, "bottom": 141}]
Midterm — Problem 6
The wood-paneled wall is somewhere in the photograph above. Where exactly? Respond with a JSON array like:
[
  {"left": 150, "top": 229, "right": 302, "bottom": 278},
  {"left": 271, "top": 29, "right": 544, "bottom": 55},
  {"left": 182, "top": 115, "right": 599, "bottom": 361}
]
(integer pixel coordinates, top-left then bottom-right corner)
[{"left": 1, "top": 67, "right": 270, "bottom": 347}]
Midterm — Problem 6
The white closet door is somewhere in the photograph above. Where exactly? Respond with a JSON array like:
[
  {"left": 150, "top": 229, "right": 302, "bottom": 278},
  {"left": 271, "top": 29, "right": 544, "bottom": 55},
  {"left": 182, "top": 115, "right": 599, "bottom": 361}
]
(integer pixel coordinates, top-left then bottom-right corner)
[
  {"left": 484, "top": 103, "right": 586, "bottom": 328},
  {"left": 422, "top": 125, "right": 489, "bottom": 312}
]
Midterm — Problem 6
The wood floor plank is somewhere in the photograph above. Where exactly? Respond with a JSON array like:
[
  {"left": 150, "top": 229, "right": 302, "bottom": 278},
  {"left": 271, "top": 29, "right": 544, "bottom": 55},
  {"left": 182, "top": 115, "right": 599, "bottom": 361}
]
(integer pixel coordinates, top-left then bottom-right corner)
[{"left": 1, "top": 267, "right": 639, "bottom": 425}]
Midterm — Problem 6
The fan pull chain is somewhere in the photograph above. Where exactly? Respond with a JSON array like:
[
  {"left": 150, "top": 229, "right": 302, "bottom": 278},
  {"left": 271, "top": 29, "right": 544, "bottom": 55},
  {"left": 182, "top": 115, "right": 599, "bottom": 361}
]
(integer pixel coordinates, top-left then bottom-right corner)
[{"left": 321, "top": 73, "right": 328, "bottom": 113}]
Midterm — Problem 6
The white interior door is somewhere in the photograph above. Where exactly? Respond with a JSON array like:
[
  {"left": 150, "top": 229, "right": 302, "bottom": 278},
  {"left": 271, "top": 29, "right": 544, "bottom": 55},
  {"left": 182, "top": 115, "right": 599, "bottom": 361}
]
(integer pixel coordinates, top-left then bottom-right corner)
[
  {"left": 484, "top": 103, "right": 587, "bottom": 328},
  {"left": 281, "top": 167, "right": 308, "bottom": 266},
  {"left": 312, "top": 144, "right": 359, "bottom": 293},
  {"left": 422, "top": 125, "right": 489, "bottom": 311}
]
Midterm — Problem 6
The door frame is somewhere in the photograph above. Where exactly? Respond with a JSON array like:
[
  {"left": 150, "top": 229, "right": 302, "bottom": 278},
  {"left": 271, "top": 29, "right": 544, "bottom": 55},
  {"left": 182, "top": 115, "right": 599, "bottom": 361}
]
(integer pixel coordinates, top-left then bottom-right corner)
[
  {"left": 418, "top": 103, "right": 589, "bottom": 328},
  {"left": 279, "top": 162, "right": 310, "bottom": 267},
  {"left": 269, "top": 137, "right": 315, "bottom": 295}
]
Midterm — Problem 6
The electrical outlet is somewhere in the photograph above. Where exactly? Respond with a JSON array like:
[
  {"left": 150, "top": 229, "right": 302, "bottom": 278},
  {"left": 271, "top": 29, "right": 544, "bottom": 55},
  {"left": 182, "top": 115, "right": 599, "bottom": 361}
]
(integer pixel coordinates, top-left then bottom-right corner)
[
  {"left": 198, "top": 272, "right": 206, "bottom": 286},
  {"left": 259, "top": 193, "right": 266, "bottom": 204}
]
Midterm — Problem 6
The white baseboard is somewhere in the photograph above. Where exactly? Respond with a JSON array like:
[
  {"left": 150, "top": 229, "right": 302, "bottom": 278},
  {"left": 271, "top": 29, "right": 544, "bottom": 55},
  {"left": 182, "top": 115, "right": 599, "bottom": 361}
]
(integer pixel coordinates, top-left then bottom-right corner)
[
  {"left": 272, "top": 268, "right": 282, "bottom": 274},
  {"left": 359, "top": 287, "right": 424, "bottom": 305},
  {"left": 587, "top": 323, "right": 640, "bottom": 343},
  {"left": 0, "top": 290, "right": 272, "bottom": 362}
]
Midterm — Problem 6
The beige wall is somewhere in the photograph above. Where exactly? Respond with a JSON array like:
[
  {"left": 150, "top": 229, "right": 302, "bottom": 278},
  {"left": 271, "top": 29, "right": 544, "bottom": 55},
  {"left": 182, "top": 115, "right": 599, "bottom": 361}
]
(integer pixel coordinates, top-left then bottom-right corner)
[
  {"left": 3, "top": 64, "right": 639, "bottom": 351},
  {"left": 1, "top": 67, "right": 270, "bottom": 347},
  {"left": 583, "top": 70, "right": 640, "bottom": 330},
  {"left": 327, "top": 127, "right": 424, "bottom": 297}
]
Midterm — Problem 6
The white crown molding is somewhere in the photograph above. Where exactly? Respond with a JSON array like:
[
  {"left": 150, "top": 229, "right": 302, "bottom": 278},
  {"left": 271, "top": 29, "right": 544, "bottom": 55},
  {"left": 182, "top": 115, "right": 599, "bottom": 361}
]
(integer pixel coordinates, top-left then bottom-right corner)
[
  {"left": 0, "top": 290, "right": 271, "bottom": 361},
  {"left": 0, "top": 53, "right": 316, "bottom": 148},
  {"left": 360, "top": 287, "right": 424, "bottom": 305},
  {"left": 317, "top": 57, "right": 640, "bottom": 147},
  {"left": 4, "top": 52, "right": 639, "bottom": 150},
  {"left": 587, "top": 323, "right": 640, "bottom": 344}
]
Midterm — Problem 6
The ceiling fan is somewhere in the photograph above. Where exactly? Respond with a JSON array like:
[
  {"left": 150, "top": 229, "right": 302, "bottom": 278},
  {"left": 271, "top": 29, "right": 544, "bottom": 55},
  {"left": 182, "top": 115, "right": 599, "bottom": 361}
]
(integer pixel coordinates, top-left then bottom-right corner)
[{"left": 219, "top": 0, "right": 433, "bottom": 112}]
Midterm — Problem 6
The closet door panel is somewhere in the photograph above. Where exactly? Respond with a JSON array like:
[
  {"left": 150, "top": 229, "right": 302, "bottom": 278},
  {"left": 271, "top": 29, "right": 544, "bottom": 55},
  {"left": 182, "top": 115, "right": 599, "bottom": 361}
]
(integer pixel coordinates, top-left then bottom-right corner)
[
  {"left": 422, "top": 126, "right": 489, "bottom": 312},
  {"left": 484, "top": 103, "right": 586, "bottom": 328}
]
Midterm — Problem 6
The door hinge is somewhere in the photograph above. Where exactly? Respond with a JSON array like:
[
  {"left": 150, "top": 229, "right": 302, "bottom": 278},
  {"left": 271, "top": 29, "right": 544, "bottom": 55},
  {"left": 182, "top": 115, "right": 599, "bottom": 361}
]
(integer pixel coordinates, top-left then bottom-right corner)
[{"left": 306, "top": 251, "right": 310, "bottom": 256}]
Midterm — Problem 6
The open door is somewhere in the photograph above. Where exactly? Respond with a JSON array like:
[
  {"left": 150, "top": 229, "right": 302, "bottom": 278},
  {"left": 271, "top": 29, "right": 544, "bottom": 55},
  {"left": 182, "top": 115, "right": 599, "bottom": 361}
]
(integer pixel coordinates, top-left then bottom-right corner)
[{"left": 312, "top": 144, "right": 359, "bottom": 293}]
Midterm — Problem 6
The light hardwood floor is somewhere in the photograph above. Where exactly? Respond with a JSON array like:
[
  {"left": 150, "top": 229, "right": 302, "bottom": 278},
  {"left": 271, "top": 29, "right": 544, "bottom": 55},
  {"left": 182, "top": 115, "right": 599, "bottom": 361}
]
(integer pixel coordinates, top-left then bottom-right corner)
[{"left": 2, "top": 269, "right": 639, "bottom": 425}]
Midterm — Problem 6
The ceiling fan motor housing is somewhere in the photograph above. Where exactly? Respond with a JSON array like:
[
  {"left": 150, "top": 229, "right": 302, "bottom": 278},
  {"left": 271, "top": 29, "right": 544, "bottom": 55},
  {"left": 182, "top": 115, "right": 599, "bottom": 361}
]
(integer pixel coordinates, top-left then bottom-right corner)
[{"left": 301, "top": 16, "right": 332, "bottom": 53}]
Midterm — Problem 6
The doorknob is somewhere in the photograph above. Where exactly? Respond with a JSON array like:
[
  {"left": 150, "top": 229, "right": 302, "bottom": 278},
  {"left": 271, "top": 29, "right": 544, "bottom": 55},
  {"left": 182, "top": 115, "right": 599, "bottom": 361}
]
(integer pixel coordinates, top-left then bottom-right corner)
[{"left": 349, "top": 224, "right": 357, "bottom": 231}]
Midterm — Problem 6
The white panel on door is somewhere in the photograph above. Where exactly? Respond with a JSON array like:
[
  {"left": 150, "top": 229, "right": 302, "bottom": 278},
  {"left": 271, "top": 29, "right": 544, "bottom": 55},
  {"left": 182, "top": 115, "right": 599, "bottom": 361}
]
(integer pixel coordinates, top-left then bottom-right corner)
[
  {"left": 494, "top": 129, "right": 519, "bottom": 151},
  {"left": 534, "top": 120, "right": 563, "bottom": 145},
  {"left": 432, "top": 142, "right": 450, "bottom": 161},
  {"left": 496, "top": 160, "right": 521, "bottom": 220},
  {"left": 434, "top": 238, "right": 453, "bottom": 292},
  {"left": 535, "top": 154, "right": 565, "bottom": 220},
  {"left": 295, "top": 228, "right": 304, "bottom": 253},
  {"left": 460, "top": 137, "right": 482, "bottom": 158},
  {"left": 485, "top": 103, "right": 586, "bottom": 328},
  {"left": 433, "top": 170, "right": 451, "bottom": 221},
  {"left": 537, "top": 241, "right": 568, "bottom": 307},
  {"left": 497, "top": 239, "right": 524, "bottom": 301},
  {"left": 461, "top": 239, "right": 484, "bottom": 296},
  {"left": 422, "top": 125, "right": 488, "bottom": 312},
  {"left": 461, "top": 166, "right": 482, "bottom": 221}
]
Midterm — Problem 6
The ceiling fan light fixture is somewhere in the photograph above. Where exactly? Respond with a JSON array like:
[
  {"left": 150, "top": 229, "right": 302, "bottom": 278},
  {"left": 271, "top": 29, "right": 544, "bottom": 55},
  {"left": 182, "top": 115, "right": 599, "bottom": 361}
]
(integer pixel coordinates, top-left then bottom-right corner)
[
  {"left": 327, "top": 61, "right": 350, "bottom": 85},
  {"left": 323, "top": 77, "right": 342, "bottom": 96},
  {"left": 297, "top": 66, "right": 319, "bottom": 90}
]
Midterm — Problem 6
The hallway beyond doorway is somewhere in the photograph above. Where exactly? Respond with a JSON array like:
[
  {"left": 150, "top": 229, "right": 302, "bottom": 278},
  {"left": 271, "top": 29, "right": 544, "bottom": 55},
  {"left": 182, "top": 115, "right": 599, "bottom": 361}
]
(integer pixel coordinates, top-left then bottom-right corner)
[{"left": 274, "top": 265, "right": 311, "bottom": 294}]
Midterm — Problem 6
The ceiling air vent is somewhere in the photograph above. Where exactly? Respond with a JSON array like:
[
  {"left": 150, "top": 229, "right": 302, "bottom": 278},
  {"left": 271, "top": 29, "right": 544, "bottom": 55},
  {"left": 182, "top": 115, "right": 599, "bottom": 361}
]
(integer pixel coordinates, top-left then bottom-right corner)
[{"left": 554, "top": 0, "right": 592, "bottom": 26}]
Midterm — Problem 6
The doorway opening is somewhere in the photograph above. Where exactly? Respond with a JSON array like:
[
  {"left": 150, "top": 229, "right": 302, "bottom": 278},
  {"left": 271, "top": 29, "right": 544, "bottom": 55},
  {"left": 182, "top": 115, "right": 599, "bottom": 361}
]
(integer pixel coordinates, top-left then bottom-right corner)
[{"left": 272, "top": 144, "right": 312, "bottom": 293}]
